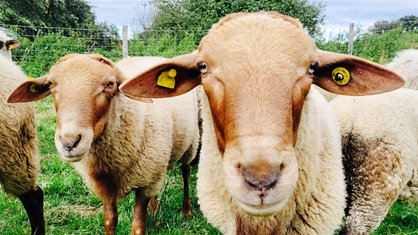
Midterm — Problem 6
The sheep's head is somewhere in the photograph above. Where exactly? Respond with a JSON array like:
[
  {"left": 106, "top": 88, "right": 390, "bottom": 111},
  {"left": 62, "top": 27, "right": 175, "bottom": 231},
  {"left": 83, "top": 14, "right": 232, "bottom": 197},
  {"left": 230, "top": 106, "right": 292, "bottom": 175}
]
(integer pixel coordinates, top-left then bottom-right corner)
[
  {"left": 129, "top": 12, "right": 403, "bottom": 217},
  {"left": 8, "top": 54, "right": 126, "bottom": 162},
  {"left": 0, "top": 31, "right": 20, "bottom": 59}
]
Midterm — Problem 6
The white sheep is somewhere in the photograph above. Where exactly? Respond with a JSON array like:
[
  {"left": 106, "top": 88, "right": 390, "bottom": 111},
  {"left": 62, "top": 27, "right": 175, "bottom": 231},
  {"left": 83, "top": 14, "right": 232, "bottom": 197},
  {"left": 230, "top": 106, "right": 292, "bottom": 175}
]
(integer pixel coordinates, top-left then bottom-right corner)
[
  {"left": 385, "top": 49, "right": 418, "bottom": 90},
  {"left": 0, "top": 29, "right": 20, "bottom": 59},
  {"left": 119, "top": 12, "right": 404, "bottom": 234},
  {"left": 7, "top": 54, "right": 200, "bottom": 235},
  {"left": 0, "top": 54, "right": 45, "bottom": 233},
  {"left": 329, "top": 89, "right": 418, "bottom": 235}
]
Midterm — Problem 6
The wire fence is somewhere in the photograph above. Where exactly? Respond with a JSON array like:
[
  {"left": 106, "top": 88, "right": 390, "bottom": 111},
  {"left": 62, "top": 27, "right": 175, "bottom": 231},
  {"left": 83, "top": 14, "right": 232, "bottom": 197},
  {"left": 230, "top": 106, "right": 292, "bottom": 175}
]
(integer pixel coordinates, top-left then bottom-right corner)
[
  {"left": 1, "top": 23, "right": 417, "bottom": 75},
  {"left": 0, "top": 24, "right": 208, "bottom": 76}
]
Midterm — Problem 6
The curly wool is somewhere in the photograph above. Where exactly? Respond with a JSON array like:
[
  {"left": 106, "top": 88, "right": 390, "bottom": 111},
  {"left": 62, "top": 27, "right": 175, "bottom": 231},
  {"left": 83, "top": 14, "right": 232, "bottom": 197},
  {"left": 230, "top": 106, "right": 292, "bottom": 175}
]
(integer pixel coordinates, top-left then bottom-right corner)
[
  {"left": 330, "top": 88, "right": 418, "bottom": 234},
  {"left": 0, "top": 55, "right": 40, "bottom": 197}
]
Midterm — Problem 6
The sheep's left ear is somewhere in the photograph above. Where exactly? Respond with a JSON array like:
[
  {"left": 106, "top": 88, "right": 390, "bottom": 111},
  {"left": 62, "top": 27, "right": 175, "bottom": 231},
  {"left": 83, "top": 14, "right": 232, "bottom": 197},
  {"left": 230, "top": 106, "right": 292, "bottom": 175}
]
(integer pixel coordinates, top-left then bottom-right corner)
[
  {"left": 6, "top": 39, "right": 20, "bottom": 50},
  {"left": 119, "top": 53, "right": 201, "bottom": 100},
  {"left": 313, "top": 50, "right": 405, "bottom": 95}
]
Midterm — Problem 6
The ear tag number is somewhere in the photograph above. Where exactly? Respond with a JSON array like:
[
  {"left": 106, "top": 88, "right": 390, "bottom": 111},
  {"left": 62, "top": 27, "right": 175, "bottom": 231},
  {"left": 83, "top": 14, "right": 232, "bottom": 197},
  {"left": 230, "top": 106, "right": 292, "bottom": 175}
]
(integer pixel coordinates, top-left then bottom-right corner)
[
  {"left": 332, "top": 67, "right": 351, "bottom": 86},
  {"left": 157, "top": 69, "right": 177, "bottom": 89}
]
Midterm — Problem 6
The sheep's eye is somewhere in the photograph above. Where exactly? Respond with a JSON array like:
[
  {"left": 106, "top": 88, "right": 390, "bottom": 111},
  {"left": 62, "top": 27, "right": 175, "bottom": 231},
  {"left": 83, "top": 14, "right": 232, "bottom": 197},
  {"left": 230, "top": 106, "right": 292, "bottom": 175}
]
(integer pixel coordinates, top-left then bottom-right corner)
[
  {"left": 107, "top": 81, "right": 115, "bottom": 88},
  {"left": 198, "top": 62, "right": 208, "bottom": 74},
  {"left": 308, "top": 61, "right": 318, "bottom": 74}
]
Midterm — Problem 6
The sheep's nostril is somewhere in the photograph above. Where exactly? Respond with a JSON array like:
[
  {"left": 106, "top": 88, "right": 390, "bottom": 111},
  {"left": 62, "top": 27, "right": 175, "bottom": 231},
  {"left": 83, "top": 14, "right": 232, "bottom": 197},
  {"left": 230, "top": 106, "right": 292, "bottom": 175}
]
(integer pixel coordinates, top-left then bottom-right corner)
[
  {"left": 242, "top": 165, "right": 280, "bottom": 192},
  {"left": 62, "top": 134, "right": 81, "bottom": 152}
]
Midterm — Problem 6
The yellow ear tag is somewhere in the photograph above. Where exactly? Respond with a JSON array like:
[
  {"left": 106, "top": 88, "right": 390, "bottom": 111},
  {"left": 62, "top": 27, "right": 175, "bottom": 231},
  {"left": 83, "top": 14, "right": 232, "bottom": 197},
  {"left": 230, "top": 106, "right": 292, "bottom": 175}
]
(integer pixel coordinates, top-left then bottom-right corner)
[
  {"left": 29, "top": 84, "right": 39, "bottom": 93},
  {"left": 332, "top": 67, "right": 351, "bottom": 86},
  {"left": 7, "top": 44, "right": 14, "bottom": 50},
  {"left": 157, "top": 69, "right": 177, "bottom": 89},
  {"left": 27, "top": 76, "right": 34, "bottom": 80}
]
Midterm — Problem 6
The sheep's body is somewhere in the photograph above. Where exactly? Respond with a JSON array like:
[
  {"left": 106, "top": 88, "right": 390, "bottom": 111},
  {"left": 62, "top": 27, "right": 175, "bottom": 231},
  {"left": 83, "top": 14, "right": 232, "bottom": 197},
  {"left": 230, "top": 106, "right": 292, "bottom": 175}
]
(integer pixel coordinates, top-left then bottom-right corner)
[
  {"left": 119, "top": 12, "right": 403, "bottom": 235},
  {"left": 385, "top": 49, "right": 418, "bottom": 90},
  {"left": 330, "top": 91, "right": 418, "bottom": 235},
  {"left": 72, "top": 81, "right": 199, "bottom": 199},
  {"left": 8, "top": 54, "right": 200, "bottom": 235},
  {"left": 0, "top": 55, "right": 44, "bottom": 234},
  {"left": 197, "top": 87, "right": 346, "bottom": 234}
]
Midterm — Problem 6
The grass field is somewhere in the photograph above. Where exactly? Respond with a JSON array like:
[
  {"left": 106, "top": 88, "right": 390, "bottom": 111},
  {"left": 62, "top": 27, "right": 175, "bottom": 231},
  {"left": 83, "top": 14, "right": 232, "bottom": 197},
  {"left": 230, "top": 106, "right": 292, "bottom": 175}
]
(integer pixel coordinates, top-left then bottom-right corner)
[{"left": 1, "top": 81, "right": 418, "bottom": 234}]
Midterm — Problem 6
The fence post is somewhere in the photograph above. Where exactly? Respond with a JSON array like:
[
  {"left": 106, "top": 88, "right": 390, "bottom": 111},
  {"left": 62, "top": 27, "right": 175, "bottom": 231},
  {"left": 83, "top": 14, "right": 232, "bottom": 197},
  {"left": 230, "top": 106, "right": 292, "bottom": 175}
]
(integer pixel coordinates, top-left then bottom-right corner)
[
  {"left": 348, "top": 23, "right": 354, "bottom": 55},
  {"left": 122, "top": 26, "right": 128, "bottom": 58}
]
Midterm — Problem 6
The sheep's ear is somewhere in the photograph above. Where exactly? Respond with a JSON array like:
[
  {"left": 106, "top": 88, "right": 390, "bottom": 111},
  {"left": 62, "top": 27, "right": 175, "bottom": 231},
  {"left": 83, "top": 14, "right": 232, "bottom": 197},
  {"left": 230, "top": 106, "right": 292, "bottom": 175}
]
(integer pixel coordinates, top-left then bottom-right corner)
[
  {"left": 313, "top": 50, "right": 405, "bottom": 95},
  {"left": 119, "top": 53, "right": 201, "bottom": 100},
  {"left": 5, "top": 39, "right": 20, "bottom": 50},
  {"left": 7, "top": 75, "right": 51, "bottom": 103}
]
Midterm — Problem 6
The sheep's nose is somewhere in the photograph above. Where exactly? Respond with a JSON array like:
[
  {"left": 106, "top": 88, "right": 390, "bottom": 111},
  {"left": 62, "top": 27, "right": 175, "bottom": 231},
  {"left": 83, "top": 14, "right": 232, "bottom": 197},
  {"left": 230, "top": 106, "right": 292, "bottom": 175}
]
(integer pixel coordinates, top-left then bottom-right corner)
[
  {"left": 241, "top": 161, "right": 281, "bottom": 192},
  {"left": 60, "top": 134, "right": 81, "bottom": 152}
]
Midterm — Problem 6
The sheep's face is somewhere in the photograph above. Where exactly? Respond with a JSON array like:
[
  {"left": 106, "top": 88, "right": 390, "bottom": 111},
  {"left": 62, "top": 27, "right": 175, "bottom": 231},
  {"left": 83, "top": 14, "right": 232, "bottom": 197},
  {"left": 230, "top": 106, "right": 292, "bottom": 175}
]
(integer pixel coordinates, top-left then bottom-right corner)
[
  {"left": 195, "top": 12, "right": 317, "bottom": 216},
  {"left": 6, "top": 54, "right": 123, "bottom": 162},
  {"left": 46, "top": 55, "right": 121, "bottom": 161}
]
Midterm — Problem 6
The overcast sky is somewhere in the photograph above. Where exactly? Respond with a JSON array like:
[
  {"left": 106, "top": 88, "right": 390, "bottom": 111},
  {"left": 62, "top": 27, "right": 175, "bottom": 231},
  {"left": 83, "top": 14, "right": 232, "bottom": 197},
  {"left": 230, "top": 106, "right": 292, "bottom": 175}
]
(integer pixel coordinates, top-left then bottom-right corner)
[{"left": 87, "top": 0, "right": 418, "bottom": 38}]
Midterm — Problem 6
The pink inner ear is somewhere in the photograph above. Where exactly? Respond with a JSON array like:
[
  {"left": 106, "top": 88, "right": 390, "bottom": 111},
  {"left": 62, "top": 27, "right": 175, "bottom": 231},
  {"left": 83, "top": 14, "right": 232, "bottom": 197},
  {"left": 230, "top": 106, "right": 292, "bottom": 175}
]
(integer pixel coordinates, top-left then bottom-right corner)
[{"left": 314, "top": 59, "right": 405, "bottom": 96}]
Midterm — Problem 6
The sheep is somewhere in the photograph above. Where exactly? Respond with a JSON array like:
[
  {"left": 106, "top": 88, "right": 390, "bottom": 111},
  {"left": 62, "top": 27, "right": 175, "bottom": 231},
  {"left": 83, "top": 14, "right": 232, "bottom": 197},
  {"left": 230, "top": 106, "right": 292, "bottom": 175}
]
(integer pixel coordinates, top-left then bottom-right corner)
[
  {"left": 329, "top": 88, "right": 418, "bottom": 235},
  {"left": 7, "top": 54, "right": 200, "bottom": 235},
  {"left": 385, "top": 49, "right": 418, "bottom": 90},
  {"left": 0, "top": 53, "right": 45, "bottom": 233},
  {"left": 118, "top": 11, "right": 404, "bottom": 234},
  {"left": 0, "top": 29, "right": 20, "bottom": 59}
]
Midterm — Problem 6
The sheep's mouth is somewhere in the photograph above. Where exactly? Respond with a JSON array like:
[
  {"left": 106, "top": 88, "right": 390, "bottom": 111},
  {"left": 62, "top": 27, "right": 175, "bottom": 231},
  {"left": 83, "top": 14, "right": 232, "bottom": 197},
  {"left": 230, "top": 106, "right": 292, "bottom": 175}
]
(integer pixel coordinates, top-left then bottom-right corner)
[
  {"left": 59, "top": 152, "right": 87, "bottom": 162},
  {"left": 235, "top": 197, "right": 286, "bottom": 217}
]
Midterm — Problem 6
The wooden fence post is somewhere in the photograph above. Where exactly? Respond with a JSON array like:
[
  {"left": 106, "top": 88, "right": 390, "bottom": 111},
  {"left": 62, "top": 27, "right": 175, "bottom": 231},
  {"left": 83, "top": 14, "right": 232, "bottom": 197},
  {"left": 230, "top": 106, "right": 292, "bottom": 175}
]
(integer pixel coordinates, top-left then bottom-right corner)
[
  {"left": 122, "top": 26, "right": 128, "bottom": 58},
  {"left": 348, "top": 23, "right": 354, "bottom": 55}
]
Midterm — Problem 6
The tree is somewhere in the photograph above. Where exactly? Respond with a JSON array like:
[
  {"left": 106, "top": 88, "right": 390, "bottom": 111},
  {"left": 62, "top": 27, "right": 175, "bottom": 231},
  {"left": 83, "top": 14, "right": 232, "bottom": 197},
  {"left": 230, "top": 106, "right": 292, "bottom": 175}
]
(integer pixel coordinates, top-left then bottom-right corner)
[
  {"left": 145, "top": 0, "right": 325, "bottom": 36},
  {"left": 399, "top": 15, "right": 418, "bottom": 32},
  {"left": 370, "top": 20, "right": 401, "bottom": 34},
  {"left": 0, "top": 0, "right": 95, "bottom": 28},
  {"left": 369, "top": 15, "right": 418, "bottom": 34}
]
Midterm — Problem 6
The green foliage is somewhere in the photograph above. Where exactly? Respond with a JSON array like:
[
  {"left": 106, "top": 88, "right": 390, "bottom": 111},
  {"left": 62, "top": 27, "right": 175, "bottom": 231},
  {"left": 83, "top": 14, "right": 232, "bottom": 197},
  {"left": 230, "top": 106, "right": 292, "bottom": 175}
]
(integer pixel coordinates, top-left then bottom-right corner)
[
  {"left": 130, "top": 30, "right": 200, "bottom": 57},
  {"left": 318, "top": 27, "right": 418, "bottom": 63},
  {"left": 0, "top": 0, "right": 94, "bottom": 28},
  {"left": 147, "top": 0, "right": 325, "bottom": 37},
  {"left": 9, "top": 28, "right": 122, "bottom": 77}
]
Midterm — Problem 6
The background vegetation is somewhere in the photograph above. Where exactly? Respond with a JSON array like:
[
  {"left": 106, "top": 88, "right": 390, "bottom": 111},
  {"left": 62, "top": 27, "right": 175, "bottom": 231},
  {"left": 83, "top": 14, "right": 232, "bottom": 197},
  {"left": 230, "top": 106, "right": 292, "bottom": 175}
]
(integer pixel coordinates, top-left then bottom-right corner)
[{"left": 0, "top": 0, "right": 418, "bottom": 234}]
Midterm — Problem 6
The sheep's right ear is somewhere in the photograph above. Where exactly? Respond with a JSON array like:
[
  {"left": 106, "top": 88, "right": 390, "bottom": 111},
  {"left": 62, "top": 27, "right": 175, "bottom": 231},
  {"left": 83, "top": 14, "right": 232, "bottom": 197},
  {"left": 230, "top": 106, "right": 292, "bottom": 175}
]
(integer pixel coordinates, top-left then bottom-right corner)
[
  {"left": 7, "top": 75, "right": 51, "bottom": 103},
  {"left": 119, "top": 53, "right": 201, "bottom": 100}
]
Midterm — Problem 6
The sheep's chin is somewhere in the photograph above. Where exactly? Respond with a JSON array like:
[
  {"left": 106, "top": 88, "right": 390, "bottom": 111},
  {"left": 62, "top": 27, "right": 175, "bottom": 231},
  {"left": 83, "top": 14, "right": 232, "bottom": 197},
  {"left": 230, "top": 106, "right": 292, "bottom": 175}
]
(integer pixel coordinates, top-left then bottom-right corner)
[{"left": 235, "top": 198, "right": 288, "bottom": 217}]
